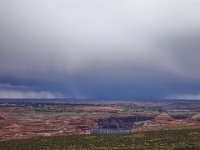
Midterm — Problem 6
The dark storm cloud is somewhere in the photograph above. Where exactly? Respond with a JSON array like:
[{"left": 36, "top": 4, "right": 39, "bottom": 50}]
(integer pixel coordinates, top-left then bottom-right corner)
[{"left": 0, "top": 0, "right": 200, "bottom": 99}]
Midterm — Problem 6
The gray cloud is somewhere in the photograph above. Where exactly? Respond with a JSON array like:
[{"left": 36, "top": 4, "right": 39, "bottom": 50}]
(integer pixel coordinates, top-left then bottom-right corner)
[
  {"left": 0, "top": 83, "right": 63, "bottom": 98},
  {"left": 0, "top": 0, "right": 200, "bottom": 98},
  {"left": 0, "top": 90, "right": 63, "bottom": 99},
  {"left": 167, "top": 94, "right": 200, "bottom": 100}
]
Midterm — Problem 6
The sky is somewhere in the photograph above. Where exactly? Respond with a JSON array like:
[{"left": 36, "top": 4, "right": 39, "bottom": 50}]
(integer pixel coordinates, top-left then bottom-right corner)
[{"left": 0, "top": 0, "right": 200, "bottom": 99}]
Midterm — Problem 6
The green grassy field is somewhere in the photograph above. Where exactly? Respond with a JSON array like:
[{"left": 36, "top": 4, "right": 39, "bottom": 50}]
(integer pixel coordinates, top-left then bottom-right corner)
[{"left": 0, "top": 128, "right": 200, "bottom": 150}]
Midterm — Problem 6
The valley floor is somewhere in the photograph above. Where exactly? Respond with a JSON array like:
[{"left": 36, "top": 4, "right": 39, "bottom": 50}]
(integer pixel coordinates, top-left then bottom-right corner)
[{"left": 0, "top": 128, "right": 200, "bottom": 150}]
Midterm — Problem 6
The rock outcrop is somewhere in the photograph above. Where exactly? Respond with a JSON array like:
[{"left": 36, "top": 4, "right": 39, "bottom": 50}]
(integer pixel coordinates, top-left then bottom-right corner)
[
  {"left": 190, "top": 114, "right": 200, "bottom": 121},
  {"left": 154, "top": 113, "right": 174, "bottom": 123}
]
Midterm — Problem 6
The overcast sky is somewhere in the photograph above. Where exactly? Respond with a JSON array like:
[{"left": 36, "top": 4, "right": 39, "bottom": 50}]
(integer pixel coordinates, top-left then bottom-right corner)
[{"left": 0, "top": 0, "right": 200, "bottom": 99}]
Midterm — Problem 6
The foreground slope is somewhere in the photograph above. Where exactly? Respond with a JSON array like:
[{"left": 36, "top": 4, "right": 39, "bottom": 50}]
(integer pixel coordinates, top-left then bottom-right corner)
[{"left": 0, "top": 128, "right": 200, "bottom": 150}]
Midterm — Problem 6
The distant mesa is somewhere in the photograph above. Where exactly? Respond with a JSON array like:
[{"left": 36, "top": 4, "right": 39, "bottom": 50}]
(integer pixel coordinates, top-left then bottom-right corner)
[
  {"left": 0, "top": 115, "right": 5, "bottom": 120},
  {"left": 0, "top": 116, "right": 5, "bottom": 120},
  {"left": 154, "top": 113, "right": 175, "bottom": 123},
  {"left": 190, "top": 114, "right": 200, "bottom": 121}
]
